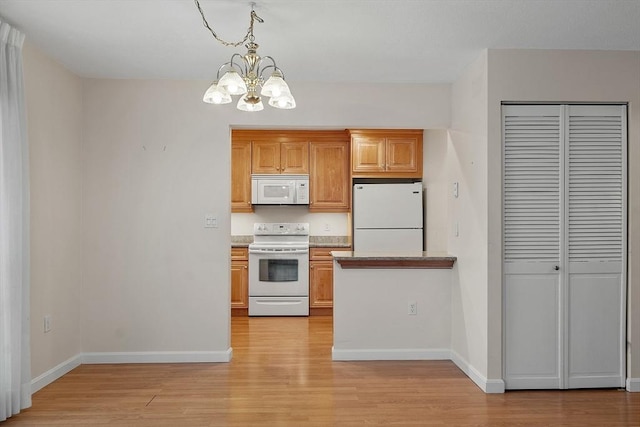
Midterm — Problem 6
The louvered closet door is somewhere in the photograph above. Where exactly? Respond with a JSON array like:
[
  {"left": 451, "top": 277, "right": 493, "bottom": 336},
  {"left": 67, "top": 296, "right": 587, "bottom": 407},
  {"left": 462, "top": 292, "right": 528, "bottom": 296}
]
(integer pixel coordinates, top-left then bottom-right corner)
[
  {"left": 503, "top": 105, "right": 563, "bottom": 389},
  {"left": 503, "top": 104, "right": 626, "bottom": 390},
  {"left": 565, "top": 105, "right": 626, "bottom": 388}
]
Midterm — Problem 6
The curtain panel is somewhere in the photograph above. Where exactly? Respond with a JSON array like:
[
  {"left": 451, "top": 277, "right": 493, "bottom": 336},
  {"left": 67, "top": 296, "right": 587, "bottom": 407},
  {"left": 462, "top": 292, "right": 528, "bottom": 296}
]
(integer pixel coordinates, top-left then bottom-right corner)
[{"left": 0, "top": 18, "right": 31, "bottom": 421}]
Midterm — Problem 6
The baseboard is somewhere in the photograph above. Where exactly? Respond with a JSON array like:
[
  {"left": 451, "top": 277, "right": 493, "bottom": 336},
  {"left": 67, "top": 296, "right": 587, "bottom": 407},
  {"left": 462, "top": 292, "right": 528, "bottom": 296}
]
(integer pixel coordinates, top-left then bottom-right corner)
[
  {"left": 627, "top": 377, "right": 640, "bottom": 392},
  {"left": 82, "top": 348, "right": 233, "bottom": 364},
  {"left": 30, "top": 349, "right": 233, "bottom": 394},
  {"left": 31, "top": 354, "right": 82, "bottom": 393},
  {"left": 331, "top": 347, "right": 450, "bottom": 361},
  {"left": 450, "top": 350, "right": 505, "bottom": 394}
]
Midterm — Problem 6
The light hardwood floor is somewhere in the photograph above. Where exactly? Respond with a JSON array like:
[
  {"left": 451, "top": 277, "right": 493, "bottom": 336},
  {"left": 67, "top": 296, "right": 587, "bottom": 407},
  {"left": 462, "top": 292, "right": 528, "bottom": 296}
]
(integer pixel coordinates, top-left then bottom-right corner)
[{"left": 5, "top": 316, "right": 639, "bottom": 426}]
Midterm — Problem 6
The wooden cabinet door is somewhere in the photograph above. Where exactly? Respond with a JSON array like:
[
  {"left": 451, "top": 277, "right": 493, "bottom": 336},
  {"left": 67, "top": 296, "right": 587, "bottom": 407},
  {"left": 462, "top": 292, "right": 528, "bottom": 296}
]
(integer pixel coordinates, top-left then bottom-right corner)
[
  {"left": 251, "top": 141, "right": 281, "bottom": 174},
  {"left": 231, "top": 260, "right": 248, "bottom": 309},
  {"left": 351, "top": 130, "right": 423, "bottom": 178},
  {"left": 231, "top": 141, "right": 253, "bottom": 212},
  {"left": 231, "top": 248, "right": 249, "bottom": 312},
  {"left": 309, "top": 247, "right": 349, "bottom": 310},
  {"left": 281, "top": 142, "right": 309, "bottom": 174},
  {"left": 310, "top": 261, "right": 334, "bottom": 308},
  {"left": 309, "top": 141, "right": 350, "bottom": 212},
  {"left": 386, "top": 136, "right": 419, "bottom": 173},
  {"left": 351, "top": 136, "right": 385, "bottom": 174}
]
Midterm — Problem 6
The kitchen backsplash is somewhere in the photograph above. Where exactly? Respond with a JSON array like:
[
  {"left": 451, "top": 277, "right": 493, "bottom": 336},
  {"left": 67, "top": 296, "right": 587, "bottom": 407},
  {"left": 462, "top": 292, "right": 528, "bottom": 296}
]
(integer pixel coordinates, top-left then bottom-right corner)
[{"left": 231, "top": 205, "right": 349, "bottom": 236}]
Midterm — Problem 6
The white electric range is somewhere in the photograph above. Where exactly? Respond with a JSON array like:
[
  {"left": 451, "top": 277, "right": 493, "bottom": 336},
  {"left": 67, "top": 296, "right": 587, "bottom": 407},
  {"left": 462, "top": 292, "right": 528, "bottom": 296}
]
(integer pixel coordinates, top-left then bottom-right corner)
[{"left": 248, "top": 223, "right": 309, "bottom": 316}]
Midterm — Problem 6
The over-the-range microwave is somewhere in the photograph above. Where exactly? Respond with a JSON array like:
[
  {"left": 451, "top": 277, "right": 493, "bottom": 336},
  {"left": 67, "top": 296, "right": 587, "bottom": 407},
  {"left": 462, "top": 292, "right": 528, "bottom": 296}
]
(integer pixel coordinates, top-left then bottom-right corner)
[{"left": 251, "top": 174, "right": 309, "bottom": 205}]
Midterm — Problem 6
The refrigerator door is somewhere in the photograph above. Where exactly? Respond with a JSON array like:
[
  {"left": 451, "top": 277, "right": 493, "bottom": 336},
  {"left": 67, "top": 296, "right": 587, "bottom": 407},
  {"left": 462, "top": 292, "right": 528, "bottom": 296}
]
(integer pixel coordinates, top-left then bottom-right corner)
[
  {"left": 354, "top": 228, "right": 423, "bottom": 252},
  {"left": 353, "top": 183, "right": 423, "bottom": 229}
]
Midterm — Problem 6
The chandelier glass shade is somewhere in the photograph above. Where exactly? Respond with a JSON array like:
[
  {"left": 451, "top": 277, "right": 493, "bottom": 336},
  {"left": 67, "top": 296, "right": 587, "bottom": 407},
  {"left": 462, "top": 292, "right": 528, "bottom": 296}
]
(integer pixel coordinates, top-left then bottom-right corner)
[{"left": 196, "top": 2, "right": 296, "bottom": 112}]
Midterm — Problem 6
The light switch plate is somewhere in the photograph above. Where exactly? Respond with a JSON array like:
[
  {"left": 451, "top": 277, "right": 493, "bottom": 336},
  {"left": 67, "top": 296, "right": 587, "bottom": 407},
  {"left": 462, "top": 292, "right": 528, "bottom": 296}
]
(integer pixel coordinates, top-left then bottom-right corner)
[{"left": 204, "top": 215, "right": 217, "bottom": 228}]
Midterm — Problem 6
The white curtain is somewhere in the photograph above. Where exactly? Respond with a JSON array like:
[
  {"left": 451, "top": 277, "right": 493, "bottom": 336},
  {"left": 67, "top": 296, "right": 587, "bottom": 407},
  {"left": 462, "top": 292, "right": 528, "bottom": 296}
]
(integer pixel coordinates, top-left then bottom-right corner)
[{"left": 0, "top": 19, "right": 31, "bottom": 421}]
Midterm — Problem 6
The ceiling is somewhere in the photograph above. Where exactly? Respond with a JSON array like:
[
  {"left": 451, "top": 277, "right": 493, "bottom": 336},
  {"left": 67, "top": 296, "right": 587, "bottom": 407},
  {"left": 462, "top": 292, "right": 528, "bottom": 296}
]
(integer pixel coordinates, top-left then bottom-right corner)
[{"left": 1, "top": 0, "right": 639, "bottom": 83}]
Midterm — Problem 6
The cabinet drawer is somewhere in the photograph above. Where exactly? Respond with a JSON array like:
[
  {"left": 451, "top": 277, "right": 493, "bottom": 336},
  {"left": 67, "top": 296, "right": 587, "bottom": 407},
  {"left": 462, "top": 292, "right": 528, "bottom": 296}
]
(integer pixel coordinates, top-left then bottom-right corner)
[
  {"left": 310, "top": 247, "right": 350, "bottom": 261},
  {"left": 231, "top": 247, "right": 248, "bottom": 261}
]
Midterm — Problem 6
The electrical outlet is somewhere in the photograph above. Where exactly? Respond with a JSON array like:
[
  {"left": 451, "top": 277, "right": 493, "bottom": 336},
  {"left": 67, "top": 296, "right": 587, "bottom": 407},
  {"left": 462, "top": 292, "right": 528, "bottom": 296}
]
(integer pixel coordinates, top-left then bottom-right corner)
[
  {"left": 408, "top": 302, "right": 417, "bottom": 315},
  {"left": 44, "top": 315, "right": 52, "bottom": 333},
  {"left": 324, "top": 223, "right": 330, "bottom": 232}
]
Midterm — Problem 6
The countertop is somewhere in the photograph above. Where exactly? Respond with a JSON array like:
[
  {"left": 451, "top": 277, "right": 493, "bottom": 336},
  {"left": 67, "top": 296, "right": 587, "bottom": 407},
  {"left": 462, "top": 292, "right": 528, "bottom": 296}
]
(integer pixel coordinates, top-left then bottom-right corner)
[
  {"left": 231, "top": 235, "right": 253, "bottom": 247},
  {"left": 331, "top": 251, "right": 456, "bottom": 269},
  {"left": 309, "top": 236, "right": 351, "bottom": 248},
  {"left": 231, "top": 235, "right": 351, "bottom": 248}
]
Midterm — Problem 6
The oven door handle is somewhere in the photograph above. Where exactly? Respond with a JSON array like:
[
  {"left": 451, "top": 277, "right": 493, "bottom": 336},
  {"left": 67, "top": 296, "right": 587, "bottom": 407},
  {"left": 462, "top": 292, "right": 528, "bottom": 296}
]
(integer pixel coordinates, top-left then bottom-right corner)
[{"left": 248, "top": 248, "right": 309, "bottom": 255}]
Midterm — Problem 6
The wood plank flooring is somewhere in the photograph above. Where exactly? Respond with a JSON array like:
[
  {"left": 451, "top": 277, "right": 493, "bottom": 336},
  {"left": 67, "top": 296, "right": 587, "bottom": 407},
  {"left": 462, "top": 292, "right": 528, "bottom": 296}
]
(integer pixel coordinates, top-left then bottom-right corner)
[{"left": 5, "top": 316, "right": 639, "bottom": 426}]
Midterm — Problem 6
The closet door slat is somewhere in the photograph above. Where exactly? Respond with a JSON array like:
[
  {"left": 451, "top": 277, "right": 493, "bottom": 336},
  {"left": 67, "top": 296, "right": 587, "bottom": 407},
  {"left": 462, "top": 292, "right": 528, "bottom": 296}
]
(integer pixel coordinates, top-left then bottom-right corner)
[
  {"left": 504, "top": 109, "right": 561, "bottom": 263},
  {"left": 567, "top": 108, "right": 624, "bottom": 263}
]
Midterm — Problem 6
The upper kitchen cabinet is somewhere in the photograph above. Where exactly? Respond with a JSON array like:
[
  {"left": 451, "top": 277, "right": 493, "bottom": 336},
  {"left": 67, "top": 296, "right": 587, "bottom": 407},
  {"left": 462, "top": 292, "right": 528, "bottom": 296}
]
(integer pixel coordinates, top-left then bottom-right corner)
[
  {"left": 350, "top": 129, "right": 423, "bottom": 178},
  {"left": 231, "top": 137, "right": 253, "bottom": 213},
  {"left": 309, "top": 131, "right": 351, "bottom": 212},
  {"left": 252, "top": 140, "right": 309, "bottom": 174}
]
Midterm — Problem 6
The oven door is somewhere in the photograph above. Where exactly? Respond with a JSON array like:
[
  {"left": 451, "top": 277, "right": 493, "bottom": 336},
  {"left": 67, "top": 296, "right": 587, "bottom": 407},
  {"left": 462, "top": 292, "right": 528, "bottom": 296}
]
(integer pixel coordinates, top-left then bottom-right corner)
[{"left": 248, "top": 248, "right": 309, "bottom": 297}]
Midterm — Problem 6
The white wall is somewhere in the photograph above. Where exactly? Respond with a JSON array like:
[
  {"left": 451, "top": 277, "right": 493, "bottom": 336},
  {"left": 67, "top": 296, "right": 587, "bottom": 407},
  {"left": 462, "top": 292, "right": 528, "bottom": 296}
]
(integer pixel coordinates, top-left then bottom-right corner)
[
  {"left": 23, "top": 41, "right": 83, "bottom": 379},
  {"left": 448, "top": 51, "right": 491, "bottom": 388},
  {"left": 424, "top": 129, "right": 449, "bottom": 252},
  {"left": 486, "top": 49, "right": 640, "bottom": 384},
  {"left": 80, "top": 79, "right": 451, "bottom": 356}
]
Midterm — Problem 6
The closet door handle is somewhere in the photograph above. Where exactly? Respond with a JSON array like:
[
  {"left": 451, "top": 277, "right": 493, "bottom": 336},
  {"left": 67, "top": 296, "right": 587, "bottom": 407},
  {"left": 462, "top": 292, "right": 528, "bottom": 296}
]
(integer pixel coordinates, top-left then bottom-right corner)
[{"left": 554, "top": 265, "right": 560, "bottom": 271}]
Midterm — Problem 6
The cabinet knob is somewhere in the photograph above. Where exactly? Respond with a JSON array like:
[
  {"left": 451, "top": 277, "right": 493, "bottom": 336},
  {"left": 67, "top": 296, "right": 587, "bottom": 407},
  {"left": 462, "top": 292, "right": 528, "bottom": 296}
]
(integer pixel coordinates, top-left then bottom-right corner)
[
  {"left": 554, "top": 265, "right": 560, "bottom": 271},
  {"left": 244, "top": 266, "right": 247, "bottom": 269}
]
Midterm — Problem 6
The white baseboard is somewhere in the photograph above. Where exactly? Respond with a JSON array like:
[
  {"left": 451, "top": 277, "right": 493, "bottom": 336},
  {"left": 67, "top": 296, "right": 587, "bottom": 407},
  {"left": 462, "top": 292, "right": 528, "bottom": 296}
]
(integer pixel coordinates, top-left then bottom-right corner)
[
  {"left": 332, "top": 347, "right": 450, "bottom": 361},
  {"left": 30, "top": 349, "right": 233, "bottom": 394},
  {"left": 82, "top": 348, "right": 233, "bottom": 364},
  {"left": 31, "top": 354, "right": 82, "bottom": 393},
  {"left": 332, "top": 347, "right": 506, "bottom": 393},
  {"left": 450, "top": 350, "right": 505, "bottom": 394},
  {"left": 627, "top": 378, "right": 640, "bottom": 392}
]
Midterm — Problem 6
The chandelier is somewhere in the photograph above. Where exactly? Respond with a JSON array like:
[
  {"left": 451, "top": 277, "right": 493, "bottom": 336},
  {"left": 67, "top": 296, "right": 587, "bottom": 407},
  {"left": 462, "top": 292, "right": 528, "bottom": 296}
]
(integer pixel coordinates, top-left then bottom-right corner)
[{"left": 195, "top": 0, "right": 296, "bottom": 112}]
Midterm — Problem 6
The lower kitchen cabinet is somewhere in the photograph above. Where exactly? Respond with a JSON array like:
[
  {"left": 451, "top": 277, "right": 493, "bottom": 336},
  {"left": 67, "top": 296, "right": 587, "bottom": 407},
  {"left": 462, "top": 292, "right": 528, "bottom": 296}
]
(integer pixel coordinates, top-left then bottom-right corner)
[
  {"left": 310, "top": 247, "right": 350, "bottom": 315},
  {"left": 231, "top": 247, "right": 248, "bottom": 315}
]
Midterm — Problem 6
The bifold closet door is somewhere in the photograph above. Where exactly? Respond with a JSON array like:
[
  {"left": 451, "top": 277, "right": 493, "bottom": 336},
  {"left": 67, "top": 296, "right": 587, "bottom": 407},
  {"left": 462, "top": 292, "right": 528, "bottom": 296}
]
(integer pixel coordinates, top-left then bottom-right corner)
[
  {"left": 503, "top": 104, "right": 626, "bottom": 390},
  {"left": 564, "top": 105, "right": 626, "bottom": 388},
  {"left": 504, "top": 105, "right": 563, "bottom": 389}
]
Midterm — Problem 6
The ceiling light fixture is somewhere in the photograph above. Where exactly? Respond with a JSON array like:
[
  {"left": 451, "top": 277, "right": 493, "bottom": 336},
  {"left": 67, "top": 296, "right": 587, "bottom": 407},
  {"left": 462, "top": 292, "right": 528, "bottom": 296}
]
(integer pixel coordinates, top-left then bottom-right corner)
[{"left": 195, "top": 0, "right": 296, "bottom": 112}]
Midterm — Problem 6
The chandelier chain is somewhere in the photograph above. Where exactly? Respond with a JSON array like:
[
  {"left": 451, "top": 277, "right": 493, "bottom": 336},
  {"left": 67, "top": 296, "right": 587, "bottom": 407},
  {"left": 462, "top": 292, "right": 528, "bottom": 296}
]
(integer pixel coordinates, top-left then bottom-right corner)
[{"left": 194, "top": 0, "right": 263, "bottom": 48}]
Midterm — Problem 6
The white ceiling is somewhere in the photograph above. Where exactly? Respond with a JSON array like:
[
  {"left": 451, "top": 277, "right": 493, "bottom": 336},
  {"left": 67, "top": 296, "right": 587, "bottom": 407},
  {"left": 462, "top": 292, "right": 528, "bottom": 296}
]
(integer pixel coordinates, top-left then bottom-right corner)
[{"left": 1, "top": 0, "right": 639, "bottom": 83}]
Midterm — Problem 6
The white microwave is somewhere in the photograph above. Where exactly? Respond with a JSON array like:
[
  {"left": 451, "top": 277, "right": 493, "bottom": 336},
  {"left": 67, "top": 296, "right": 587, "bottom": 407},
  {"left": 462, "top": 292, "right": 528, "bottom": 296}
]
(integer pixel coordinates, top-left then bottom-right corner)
[{"left": 251, "top": 175, "right": 310, "bottom": 205}]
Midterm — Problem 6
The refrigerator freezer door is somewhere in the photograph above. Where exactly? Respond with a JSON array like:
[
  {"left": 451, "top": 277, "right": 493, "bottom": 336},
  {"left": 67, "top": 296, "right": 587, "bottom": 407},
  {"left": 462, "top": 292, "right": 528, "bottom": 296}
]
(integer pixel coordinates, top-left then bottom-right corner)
[
  {"left": 354, "top": 228, "right": 423, "bottom": 252},
  {"left": 353, "top": 183, "right": 423, "bottom": 229}
]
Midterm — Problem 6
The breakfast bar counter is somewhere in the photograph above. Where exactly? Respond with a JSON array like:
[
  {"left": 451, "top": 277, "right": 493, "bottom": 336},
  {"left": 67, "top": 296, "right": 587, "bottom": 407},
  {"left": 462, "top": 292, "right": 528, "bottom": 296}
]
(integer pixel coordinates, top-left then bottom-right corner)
[
  {"left": 331, "top": 250, "right": 456, "bottom": 361},
  {"left": 331, "top": 251, "right": 456, "bottom": 269}
]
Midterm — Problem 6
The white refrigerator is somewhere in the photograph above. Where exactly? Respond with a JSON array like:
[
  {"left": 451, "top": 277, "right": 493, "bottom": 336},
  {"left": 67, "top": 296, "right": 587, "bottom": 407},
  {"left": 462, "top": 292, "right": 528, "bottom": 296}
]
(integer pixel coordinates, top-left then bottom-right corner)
[{"left": 352, "top": 182, "right": 424, "bottom": 251}]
